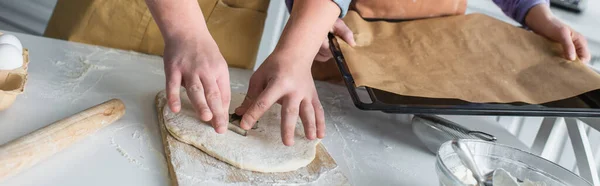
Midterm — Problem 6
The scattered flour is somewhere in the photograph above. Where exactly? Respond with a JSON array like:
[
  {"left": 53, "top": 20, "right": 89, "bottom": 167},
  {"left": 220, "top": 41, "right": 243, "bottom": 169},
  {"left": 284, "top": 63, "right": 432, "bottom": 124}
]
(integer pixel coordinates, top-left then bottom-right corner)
[
  {"left": 40, "top": 45, "right": 164, "bottom": 102},
  {"left": 41, "top": 48, "right": 114, "bottom": 101},
  {"left": 230, "top": 81, "right": 245, "bottom": 90},
  {"left": 105, "top": 122, "right": 168, "bottom": 177},
  {"left": 132, "top": 130, "right": 140, "bottom": 139},
  {"left": 321, "top": 92, "right": 358, "bottom": 172},
  {"left": 151, "top": 68, "right": 165, "bottom": 76},
  {"left": 110, "top": 137, "right": 148, "bottom": 171}
]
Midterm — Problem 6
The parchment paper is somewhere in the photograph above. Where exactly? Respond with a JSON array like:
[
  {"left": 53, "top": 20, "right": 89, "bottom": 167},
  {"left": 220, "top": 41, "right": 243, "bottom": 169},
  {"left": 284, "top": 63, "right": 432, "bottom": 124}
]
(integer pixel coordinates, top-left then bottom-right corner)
[{"left": 337, "top": 11, "right": 600, "bottom": 104}]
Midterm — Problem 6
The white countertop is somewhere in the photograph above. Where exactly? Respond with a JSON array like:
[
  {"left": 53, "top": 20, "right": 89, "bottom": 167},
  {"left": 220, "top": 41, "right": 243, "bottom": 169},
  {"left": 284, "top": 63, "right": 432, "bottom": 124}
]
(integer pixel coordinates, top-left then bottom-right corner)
[{"left": 0, "top": 31, "right": 529, "bottom": 186}]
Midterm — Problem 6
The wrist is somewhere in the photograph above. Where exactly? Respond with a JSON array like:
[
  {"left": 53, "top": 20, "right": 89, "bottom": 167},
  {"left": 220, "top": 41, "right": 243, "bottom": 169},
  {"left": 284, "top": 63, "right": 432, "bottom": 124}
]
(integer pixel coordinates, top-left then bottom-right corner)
[
  {"left": 267, "top": 48, "right": 314, "bottom": 70},
  {"left": 164, "top": 25, "right": 213, "bottom": 46}
]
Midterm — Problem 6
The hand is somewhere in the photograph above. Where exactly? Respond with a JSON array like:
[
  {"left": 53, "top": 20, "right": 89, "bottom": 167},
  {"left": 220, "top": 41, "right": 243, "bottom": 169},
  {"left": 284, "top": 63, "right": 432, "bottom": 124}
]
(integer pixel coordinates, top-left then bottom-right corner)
[
  {"left": 525, "top": 4, "right": 591, "bottom": 63},
  {"left": 314, "top": 18, "right": 357, "bottom": 62},
  {"left": 534, "top": 18, "right": 590, "bottom": 63},
  {"left": 163, "top": 36, "right": 231, "bottom": 134},
  {"left": 234, "top": 55, "right": 325, "bottom": 146}
]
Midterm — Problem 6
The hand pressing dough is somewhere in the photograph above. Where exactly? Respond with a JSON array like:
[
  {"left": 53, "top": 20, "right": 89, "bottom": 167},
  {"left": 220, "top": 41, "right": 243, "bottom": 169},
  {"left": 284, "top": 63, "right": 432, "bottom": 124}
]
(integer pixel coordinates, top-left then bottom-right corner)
[{"left": 162, "top": 91, "right": 320, "bottom": 173}]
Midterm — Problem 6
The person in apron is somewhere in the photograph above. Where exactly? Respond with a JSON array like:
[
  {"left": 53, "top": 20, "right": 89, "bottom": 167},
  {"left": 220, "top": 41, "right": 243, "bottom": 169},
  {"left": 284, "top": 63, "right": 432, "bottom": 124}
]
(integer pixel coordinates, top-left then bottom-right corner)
[
  {"left": 305, "top": 0, "right": 592, "bottom": 84},
  {"left": 44, "top": 0, "right": 351, "bottom": 146}
]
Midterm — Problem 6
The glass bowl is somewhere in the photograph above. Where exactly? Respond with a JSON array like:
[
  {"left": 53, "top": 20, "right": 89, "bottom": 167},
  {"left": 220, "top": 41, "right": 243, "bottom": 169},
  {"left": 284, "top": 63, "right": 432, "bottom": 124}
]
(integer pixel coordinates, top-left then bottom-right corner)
[{"left": 436, "top": 139, "right": 591, "bottom": 186}]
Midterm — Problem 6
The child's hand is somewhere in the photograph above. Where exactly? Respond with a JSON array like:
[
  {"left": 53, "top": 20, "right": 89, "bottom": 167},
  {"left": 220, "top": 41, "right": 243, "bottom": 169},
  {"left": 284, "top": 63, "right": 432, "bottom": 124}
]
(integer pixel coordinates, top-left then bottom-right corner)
[
  {"left": 315, "top": 18, "right": 357, "bottom": 62},
  {"left": 235, "top": 54, "right": 325, "bottom": 146},
  {"left": 525, "top": 4, "right": 591, "bottom": 63},
  {"left": 163, "top": 35, "right": 231, "bottom": 134}
]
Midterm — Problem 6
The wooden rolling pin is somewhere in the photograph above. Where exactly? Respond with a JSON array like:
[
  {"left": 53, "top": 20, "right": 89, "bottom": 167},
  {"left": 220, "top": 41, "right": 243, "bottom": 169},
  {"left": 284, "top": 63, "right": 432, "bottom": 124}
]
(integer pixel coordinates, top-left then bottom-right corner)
[{"left": 0, "top": 99, "right": 126, "bottom": 181}]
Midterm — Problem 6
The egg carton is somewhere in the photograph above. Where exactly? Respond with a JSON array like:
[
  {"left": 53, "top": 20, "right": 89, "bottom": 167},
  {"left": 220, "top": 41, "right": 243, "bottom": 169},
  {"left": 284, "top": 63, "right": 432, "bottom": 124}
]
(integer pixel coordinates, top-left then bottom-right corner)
[{"left": 0, "top": 33, "right": 29, "bottom": 111}]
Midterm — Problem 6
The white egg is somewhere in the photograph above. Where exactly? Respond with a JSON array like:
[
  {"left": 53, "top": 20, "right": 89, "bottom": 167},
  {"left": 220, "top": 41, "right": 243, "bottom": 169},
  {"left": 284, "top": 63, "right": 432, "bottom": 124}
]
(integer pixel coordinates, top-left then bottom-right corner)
[
  {"left": 0, "top": 34, "right": 23, "bottom": 52},
  {"left": 0, "top": 44, "right": 24, "bottom": 70}
]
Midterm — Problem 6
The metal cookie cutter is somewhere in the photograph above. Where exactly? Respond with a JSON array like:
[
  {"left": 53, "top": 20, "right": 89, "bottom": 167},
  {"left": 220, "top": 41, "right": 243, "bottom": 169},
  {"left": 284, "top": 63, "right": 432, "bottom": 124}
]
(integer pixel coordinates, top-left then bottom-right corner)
[{"left": 228, "top": 113, "right": 258, "bottom": 136}]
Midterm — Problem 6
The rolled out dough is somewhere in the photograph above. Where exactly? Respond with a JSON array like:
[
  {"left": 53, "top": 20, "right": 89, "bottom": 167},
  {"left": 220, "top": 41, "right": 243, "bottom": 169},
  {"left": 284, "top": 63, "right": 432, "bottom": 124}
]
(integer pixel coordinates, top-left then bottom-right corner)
[{"left": 162, "top": 91, "right": 321, "bottom": 173}]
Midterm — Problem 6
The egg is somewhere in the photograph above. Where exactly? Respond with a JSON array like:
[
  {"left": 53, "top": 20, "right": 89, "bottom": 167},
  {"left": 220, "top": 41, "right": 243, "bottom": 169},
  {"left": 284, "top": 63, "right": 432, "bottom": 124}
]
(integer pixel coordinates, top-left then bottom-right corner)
[
  {"left": 0, "top": 34, "right": 23, "bottom": 52},
  {"left": 0, "top": 44, "right": 23, "bottom": 70}
]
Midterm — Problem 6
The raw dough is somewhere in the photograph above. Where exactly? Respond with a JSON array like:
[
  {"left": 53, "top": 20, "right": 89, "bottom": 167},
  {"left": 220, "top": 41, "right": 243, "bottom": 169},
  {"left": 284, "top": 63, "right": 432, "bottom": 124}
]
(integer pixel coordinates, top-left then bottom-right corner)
[{"left": 162, "top": 91, "right": 320, "bottom": 173}]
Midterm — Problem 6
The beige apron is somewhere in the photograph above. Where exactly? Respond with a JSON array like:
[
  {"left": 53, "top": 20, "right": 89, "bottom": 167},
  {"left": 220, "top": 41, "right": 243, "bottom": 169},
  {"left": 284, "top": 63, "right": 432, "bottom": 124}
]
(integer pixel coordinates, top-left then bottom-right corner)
[
  {"left": 44, "top": 0, "right": 269, "bottom": 69},
  {"left": 312, "top": 0, "right": 467, "bottom": 84}
]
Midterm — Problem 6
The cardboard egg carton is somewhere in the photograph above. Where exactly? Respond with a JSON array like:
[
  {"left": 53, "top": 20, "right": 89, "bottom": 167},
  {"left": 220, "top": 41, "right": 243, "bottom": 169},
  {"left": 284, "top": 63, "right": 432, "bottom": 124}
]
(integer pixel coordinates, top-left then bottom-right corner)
[{"left": 0, "top": 33, "right": 29, "bottom": 111}]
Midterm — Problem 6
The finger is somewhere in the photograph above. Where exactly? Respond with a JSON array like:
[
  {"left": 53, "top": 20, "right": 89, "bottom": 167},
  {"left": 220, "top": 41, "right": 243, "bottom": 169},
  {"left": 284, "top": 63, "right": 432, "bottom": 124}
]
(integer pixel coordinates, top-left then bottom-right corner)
[
  {"left": 217, "top": 74, "right": 231, "bottom": 114},
  {"left": 166, "top": 70, "right": 182, "bottom": 113},
  {"left": 333, "top": 19, "right": 356, "bottom": 46},
  {"left": 281, "top": 97, "right": 301, "bottom": 146},
  {"left": 185, "top": 76, "right": 212, "bottom": 122},
  {"left": 240, "top": 84, "right": 282, "bottom": 130},
  {"left": 573, "top": 33, "right": 591, "bottom": 63},
  {"left": 235, "top": 76, "right": 265, "bottom": 115},
  {"left": 313, "top": 97, "right": 326, "bottom": 139},
  {"left": 202, "top": 77, "right": 227, "bottom": 134},
  {"left": 558, "top": 27, "right": 576, "bottom": 61},
  {"left": 299, "top": 99, "right": 316, "bottom": 140}
]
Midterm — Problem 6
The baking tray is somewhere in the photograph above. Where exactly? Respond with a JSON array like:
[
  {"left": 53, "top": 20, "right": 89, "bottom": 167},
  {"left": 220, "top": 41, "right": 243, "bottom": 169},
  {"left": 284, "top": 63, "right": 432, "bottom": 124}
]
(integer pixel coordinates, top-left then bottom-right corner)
[{"left": 327, "top": 33, "right": 600, "bottom": 117}]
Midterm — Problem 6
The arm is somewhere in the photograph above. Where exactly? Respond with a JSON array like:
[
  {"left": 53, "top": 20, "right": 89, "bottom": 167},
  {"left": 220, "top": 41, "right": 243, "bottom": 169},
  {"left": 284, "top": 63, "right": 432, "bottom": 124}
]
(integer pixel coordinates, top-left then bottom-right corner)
[
  {"left": 146, "top": 0, "right": 211, "bottom": 47},
  {"left": 235, "top": 0, "right": 342, "bottom": 146},
  {"left": 285, "top": 0, "right": 357, "bottom": 62},
  {"left": 146, "top": 0, "right": 231, "bottom": 133},
  {"left": 275, "top": 1, "right": 342, "bottom": 62}
]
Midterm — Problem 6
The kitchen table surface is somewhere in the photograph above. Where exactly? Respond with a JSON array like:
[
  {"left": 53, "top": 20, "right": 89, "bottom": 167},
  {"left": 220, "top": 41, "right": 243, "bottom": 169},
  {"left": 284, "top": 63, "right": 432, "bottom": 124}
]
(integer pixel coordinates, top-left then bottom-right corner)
[{"left": 0, "top": 31, "right": 529, "bottom": 186}]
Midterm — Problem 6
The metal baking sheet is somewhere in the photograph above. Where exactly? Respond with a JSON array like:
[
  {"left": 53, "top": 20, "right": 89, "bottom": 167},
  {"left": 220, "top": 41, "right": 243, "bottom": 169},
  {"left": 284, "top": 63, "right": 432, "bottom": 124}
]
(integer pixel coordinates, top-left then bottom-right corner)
[{"left": 327, "top": 33, "right": 600, "bottom": 117}]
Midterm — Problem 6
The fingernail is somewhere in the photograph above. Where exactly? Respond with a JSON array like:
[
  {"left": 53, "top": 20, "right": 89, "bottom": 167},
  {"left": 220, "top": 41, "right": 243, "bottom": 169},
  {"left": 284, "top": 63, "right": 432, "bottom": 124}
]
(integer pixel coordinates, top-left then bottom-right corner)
[
  {"left": 170, "top": 102, "right": 180, "bottom": 112},
  {"left": 215, "top": 126, "right": 226, "bottom": 134},
  {"left": 240, "top": 120, "right": 248, "bottom": 129},
  {"left": 200, "top": 110, "right": 212, "bottom": 121}
]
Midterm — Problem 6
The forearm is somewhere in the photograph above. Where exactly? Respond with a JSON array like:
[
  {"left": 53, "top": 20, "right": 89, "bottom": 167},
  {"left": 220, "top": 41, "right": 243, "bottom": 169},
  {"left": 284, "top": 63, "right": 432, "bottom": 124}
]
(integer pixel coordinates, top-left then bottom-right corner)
[
  {"left": 145, "top": 0, "right": 211, "bottom": 44},
  {"left": 524, "top": 4, "right": 556, "bottom": 35},
  {"left": 274, "top": 0, "right": 341, "bottom": 64}
]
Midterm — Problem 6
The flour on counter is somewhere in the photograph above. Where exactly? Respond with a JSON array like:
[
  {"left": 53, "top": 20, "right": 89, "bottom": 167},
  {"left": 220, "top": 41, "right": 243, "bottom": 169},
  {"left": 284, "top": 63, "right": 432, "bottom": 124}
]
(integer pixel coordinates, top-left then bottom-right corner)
[
  {"left": 41, "top": 50, "right": 113, "bottom": 101},
  {"left": 110, "top": 137, "right": 148, "bottom": 171},
  {"left": 40, "top": 44, "right": 167, "bottom": 102},
  {"left": 106, "top": 122, "right": 168, "bottom": 178},
  {"left": 230, "top": 81, "right": 245, "bottom": 90},
  {"left": 321, "top": 91, "right": 360, "bottom": 173},
  {"left": 150, "top": 68, "right": 165, "bottom": 76},
  {"left": 132, "top": 130, "right": 140, "bottom": 139}
]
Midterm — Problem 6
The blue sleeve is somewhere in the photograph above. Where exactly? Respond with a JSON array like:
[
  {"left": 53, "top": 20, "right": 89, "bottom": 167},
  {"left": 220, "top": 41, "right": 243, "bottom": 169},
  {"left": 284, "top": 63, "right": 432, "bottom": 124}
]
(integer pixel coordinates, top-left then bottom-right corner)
[
  {"left": 492, "top": 0, "right": 550, "bottom": 25},
  {"left": 285, "top": 0, "right": 351, "bottom": 18}
]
